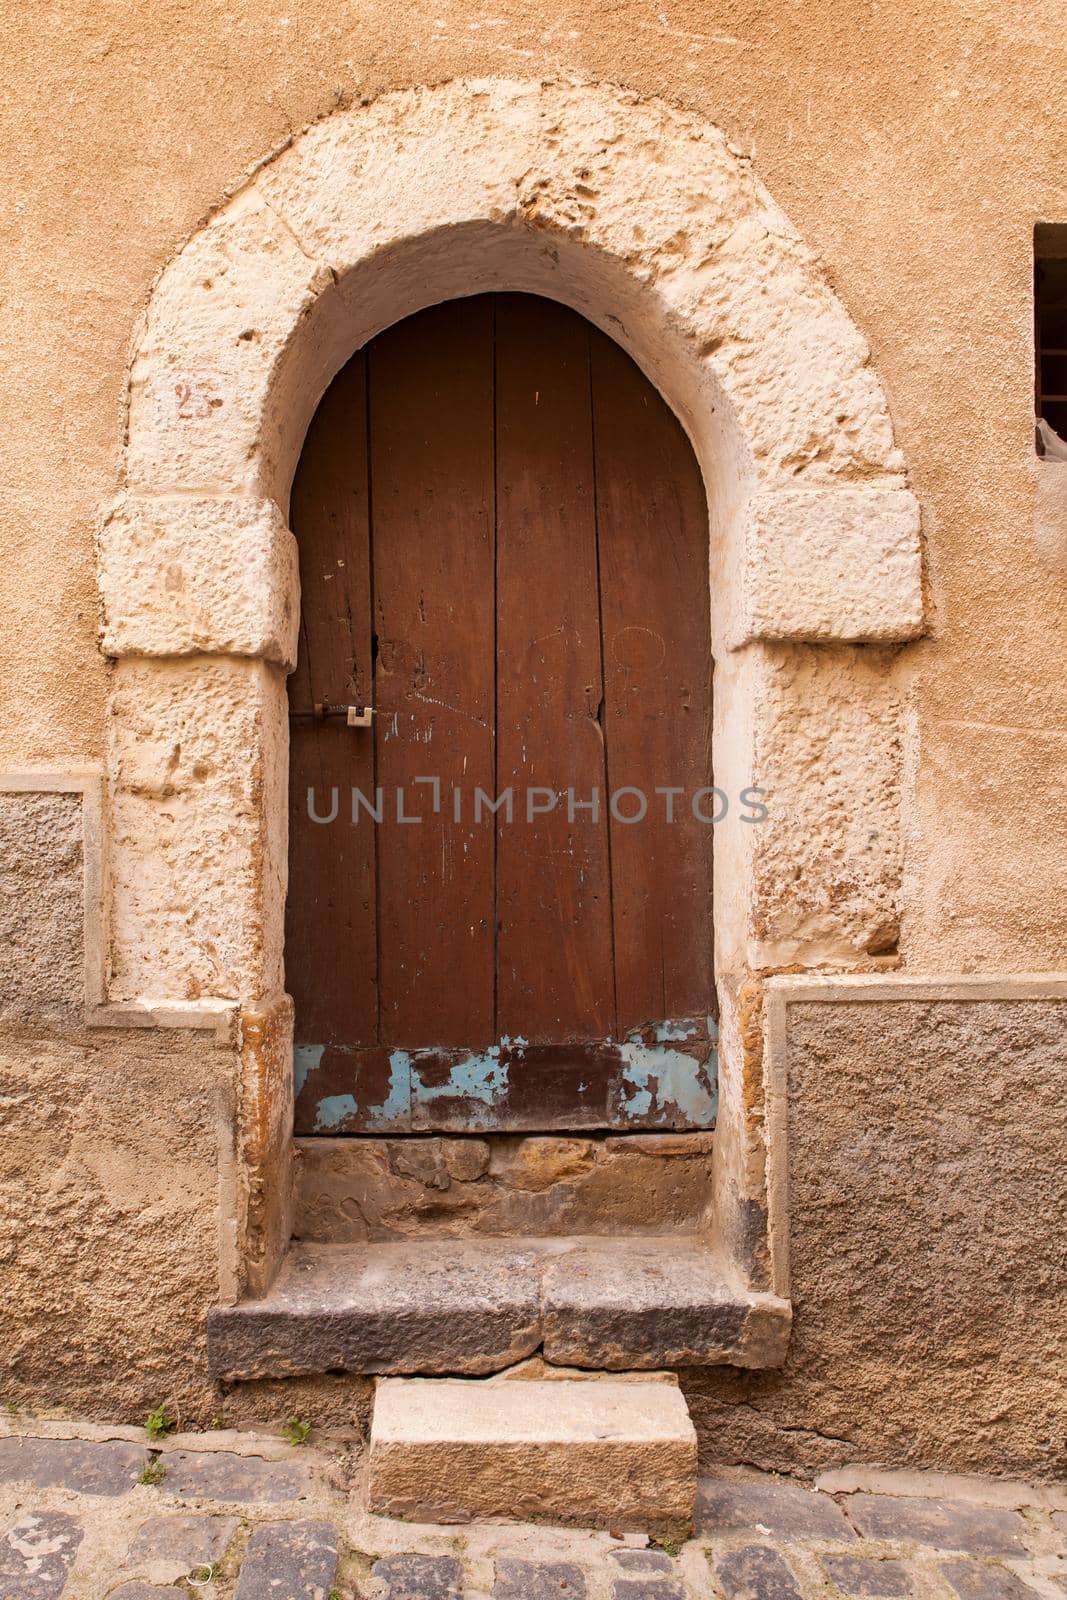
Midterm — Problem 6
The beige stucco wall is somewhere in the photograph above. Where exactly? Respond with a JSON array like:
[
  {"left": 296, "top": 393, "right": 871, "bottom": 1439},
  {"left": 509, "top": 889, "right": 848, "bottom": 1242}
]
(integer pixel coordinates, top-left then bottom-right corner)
[
  {"left": 1, "top": 0, "right": 1066, "bottom": 1477},
  {"left": 2, "top": 0, "right": 1065, "bottom": 970}
]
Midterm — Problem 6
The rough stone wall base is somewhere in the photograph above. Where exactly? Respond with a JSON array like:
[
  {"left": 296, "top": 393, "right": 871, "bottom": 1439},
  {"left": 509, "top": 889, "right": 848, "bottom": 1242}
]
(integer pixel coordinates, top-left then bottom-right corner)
[
  {"left": 683, "top": 986, "right": 1067, "bottom": 1480},
  {"left": 295, "top": 1132, "right": 715, "bottom": 1241}
]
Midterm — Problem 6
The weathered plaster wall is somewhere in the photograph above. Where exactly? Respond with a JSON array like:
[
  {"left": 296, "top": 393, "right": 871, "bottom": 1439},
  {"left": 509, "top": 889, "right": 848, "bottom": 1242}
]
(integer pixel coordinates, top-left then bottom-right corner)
[
  {"left": 1, "top": 0, "right": 1065, "bottom": 968},
  {"left": 0, "top": 0, "right": 1065, "bottom": 1471},
  {"left": 685, "top": 995, "right": 1067, "bottom": 1479},
  {"left": 0, "top": 794, "right": 83, "bottom": 1025},
  {"left": 0, "top": 1027, "right": 229, "bottom": 1420}
]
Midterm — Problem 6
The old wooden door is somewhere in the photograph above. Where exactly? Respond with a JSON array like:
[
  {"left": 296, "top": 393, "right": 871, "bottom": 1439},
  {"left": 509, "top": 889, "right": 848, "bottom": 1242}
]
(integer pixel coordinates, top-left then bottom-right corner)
[{"left": 288, "top": 294, "right": 714, "bottom": 1135}]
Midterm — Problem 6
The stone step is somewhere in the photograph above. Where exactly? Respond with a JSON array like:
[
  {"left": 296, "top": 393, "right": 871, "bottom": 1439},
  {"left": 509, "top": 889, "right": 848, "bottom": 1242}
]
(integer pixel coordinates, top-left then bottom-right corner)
[
  {"left": 207, "top": 1236, "right": 790, "bottom": 1380},
  {"left": 368, "top": 1376, "right": 698, "bottom": 1534},
  {"left": 295, "top": 1132, "right": 715, "bottom": 1242}
]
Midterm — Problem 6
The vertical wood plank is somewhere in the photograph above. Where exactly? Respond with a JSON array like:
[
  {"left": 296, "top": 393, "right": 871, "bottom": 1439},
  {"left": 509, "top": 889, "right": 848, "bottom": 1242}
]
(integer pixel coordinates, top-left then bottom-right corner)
[
  {"left": 590, "top": 328, "right": 713, "bottom": 1029},
  {"left": 370, "top": 296, "right": 497, "bottom": 1049},
  {"left": 494, "top": 294, "right": 615, "bottom": 1042},
  {"left": 286, "top": 353, "right": 377, "bottom": 1049}
]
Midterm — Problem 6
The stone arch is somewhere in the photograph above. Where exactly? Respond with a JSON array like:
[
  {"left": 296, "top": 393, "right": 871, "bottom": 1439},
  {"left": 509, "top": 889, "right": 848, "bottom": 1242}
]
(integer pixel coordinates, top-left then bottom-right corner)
[
  {"left": 95, "top": 78, "right": 923, "bottom": 1291},
  {"left": 100, "top": 76, "right": 922, "bottom": 1003}
]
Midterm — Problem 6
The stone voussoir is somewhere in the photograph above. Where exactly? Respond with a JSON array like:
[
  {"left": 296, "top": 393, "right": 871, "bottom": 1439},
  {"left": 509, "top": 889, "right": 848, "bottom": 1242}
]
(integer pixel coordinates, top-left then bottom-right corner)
[{"left": 368, "top": 1376, "right": 697, "bottom": 1534}]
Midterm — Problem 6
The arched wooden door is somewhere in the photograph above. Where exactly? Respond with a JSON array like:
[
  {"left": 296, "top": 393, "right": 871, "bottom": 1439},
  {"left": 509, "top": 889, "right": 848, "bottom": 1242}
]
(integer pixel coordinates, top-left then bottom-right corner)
[{"left": 288, "top": 294, "right": 714, "bottom": 1134}]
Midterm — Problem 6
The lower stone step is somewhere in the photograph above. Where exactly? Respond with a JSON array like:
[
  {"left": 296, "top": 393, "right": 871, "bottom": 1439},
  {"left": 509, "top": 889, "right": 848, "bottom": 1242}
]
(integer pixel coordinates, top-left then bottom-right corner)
[
  {"left": 368, "top": 1376, "right": 697, "bottom": 1535},
  {"left": 207, "top": 1236, "right": 790, "bottom": 1380}
]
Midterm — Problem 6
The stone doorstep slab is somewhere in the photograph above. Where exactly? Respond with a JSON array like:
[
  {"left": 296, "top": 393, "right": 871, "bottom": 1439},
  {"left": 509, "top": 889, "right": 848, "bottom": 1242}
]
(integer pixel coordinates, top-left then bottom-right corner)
[
  {"left": 207, "top": 1237, "right": 791, "bottom": 1381},
  {"left": 542, "top": 1245, "right": 791, "bottom": 1370},
  {"left": 368, "top": 1377, "right": 697, "bottom": 1534}
]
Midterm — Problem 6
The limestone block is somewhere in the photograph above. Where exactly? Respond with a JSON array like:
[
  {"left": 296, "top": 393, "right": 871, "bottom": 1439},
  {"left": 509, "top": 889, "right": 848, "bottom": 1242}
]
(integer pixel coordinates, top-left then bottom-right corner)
[
  {"left": 737, "top": 488, "right": 924, "bottom": 643},
  {"left": 126, "top": 187, "right": 333, "bottom": 496},
  {"left": 0, "top": 791, "right": 83, "bottom": 1022},
  {"left": 686, "top": 981, "right": 1067, "bottom": 1479},
  {"left": 368, "top": 1377, "right": 697, "bottom": 1533},
  {"left": 237, "top": 995, "right": 296, "bottom": 1299},
  {"left": 108, "top": 657, "right": 287, "bottom": 1003},
  {"left": 749, "top": 647, "right": 905, "bottom": 966},
  {"left": 0, "top": 1029, "right": 227, "bottom": 1421},
  {"left": 99, "top": 496, "right": 298, "bottom": 668}
]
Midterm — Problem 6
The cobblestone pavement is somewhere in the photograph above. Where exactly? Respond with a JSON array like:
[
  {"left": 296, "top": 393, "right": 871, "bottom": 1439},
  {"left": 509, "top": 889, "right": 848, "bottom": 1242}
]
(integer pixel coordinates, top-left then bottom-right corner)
[{"left": 0, "top": 1422, "right": 1063, "bottom": 1599}]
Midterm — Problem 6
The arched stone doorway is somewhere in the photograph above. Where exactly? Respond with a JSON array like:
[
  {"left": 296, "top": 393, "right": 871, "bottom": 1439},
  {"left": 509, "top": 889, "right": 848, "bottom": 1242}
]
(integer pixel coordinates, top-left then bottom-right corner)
[{"left": 97, "top": 78, "right": 923, "bottom": 1304}]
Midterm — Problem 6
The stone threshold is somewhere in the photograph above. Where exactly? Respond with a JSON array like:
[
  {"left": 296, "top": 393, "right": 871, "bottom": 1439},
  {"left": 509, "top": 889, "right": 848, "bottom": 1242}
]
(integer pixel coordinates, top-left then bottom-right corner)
[{"left": 207, "top": 1235, "right": 791, "bottom": 1381}]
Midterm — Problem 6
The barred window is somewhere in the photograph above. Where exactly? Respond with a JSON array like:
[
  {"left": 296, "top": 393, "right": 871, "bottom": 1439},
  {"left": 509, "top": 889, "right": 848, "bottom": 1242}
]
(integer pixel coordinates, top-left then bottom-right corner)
[{"left": 1035, "top": 224, "right": 1067, "bottom": 453}]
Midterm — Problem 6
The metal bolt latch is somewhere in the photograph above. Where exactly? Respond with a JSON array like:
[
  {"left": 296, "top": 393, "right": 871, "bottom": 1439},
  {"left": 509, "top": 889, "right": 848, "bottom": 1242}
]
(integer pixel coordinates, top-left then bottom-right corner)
[{"left": 288, "top": 702, "right": 374, "bottom": 727}]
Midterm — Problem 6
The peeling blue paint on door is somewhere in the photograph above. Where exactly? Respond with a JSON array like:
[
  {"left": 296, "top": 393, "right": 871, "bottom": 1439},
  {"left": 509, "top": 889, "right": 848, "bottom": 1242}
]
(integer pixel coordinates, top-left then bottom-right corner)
[
  {"left": 313, "top": 1092, "right": 359, "bottom": 1131},
  {"left": 294, "top": 1044, "right": 324, "bottom": 1098},
  {"left": 411, "top": 1047, "right": 510, "bottom": 1106},
  {"left": 293, "top": 1015, "right": 717, "bottom": 1134},
  {"left": 617, "top": 1035, "right": 717, "bottom": 1125}
]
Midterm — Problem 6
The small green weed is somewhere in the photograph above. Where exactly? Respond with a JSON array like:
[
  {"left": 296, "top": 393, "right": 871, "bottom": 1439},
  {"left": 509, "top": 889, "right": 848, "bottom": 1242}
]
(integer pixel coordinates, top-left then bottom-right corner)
[
  {"left": 139, "top": 1457, "right": 167, "bottom": 1487},
  {"left": 144, "top": 1403, "right": 175, "bottom": 1441},
  {"left": 282, "top": 1416, "right": 313, "bottom": 1447}
]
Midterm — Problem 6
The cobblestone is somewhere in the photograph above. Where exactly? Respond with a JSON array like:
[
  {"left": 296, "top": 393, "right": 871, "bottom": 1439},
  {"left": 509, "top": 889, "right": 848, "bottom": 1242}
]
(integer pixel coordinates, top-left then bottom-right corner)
[
  {"left": 822, "top": 1555, "right": 914, "bottom": 1595},
  {"left": 235, "top": 1519, "right": 338, "bottom": 1598},
  {"left": 699, "top": 1476, "right": 857, "bottom": 1541},
  {"left": 844, "top": 1496, "right": 1030, "bottom": 1556},
  {"left": 612, "top": 1579, "right": 687, "bottom": 1599},
  {"left": 110, "top": 1587, "right": 182, "bottom": 1599},
  {"left": 373, "top": 1552, "right": 464, "bottom": 1598},
  {"left": 609, "top": 1551, "right": 675, "bottom": 1574},
  {"left": 0, "top": 1424, "right": 1057, "bottom": 1600},
  {"left": 714, "top": 1544, "right": 805, "bottom": 1600},
  {"left": 126, "top": 1511, "right": 238, "bottom": 1572},
  {"left": 494, "top": 1557, "right": 587, "bottom": 1597},
  {"left": 940, "top": 1560, "right": 1041, "bottom": 1600},
  {"left": 156, "top": 1448, "right": 310, "bottom": 1503},
  {"left": 0, "top": 1512, "right": 84, "bottom": 1598},
  {"left": 0, "top": 1437, "right": 145, "bottom": 1496}
]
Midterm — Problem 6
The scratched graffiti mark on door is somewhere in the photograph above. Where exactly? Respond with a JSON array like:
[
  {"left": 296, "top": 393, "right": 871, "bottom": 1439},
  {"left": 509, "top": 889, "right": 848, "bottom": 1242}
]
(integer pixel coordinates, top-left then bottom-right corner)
[{"left": 287, "top": 294, "right": 714, "bottom": 1133}]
